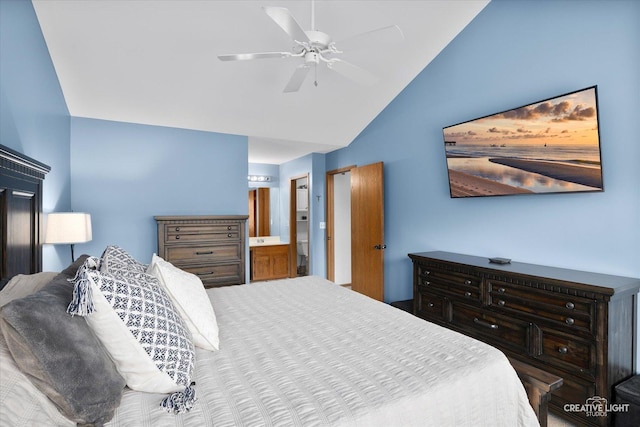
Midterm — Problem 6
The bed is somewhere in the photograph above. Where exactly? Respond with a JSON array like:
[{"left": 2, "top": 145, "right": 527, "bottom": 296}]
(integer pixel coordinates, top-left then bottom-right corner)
[
  {"left": 0, "top": 147, "right": 538, "bottom": 427},
  {"left": 1, "top": 270, "right": 537, "bottom": 427}
]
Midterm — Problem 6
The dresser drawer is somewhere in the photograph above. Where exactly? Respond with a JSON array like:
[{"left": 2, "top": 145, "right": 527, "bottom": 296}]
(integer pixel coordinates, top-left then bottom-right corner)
[
  {"left": 414, "top": 290, "right": 449, "bottom": 323},
  {"left": 166, "top": 243, "right": 241, "bottom": 264},
  {"left": 165, "top": 224, "right": 240, "bottom": 243},
  {"left": 181, "top": 263, "right": 243, "bottom": 288},
  {"left": 450, "top": 303, "right": 532, "bottom": 355},
  {"left": 416, "top": 263, "right": 481, "bottom": 303},
  {"left": 487, "top": 279, "right": 595, "bottom": 336},
  {"left": 536, "top": 329, "right": 596, "bottom": 378}
]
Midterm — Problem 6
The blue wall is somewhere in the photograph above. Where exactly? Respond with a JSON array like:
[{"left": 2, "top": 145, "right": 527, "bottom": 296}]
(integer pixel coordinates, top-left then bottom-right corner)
[
  {"left": 3, "top": 0, "right": 637, "bottom": 295},
  {"left": 0, "top": 2, "right": 249, "bottom": 269},
  {"left": 2, "top": 0, "right": 638, "bottom": 369},
  {"left": 0, "top": 0, "right": 72, "bottom": 271},
  {"left": 278, "top": 153, "right": 326, "bottom": 276},
  {"left": 327, "top": 0, "right": 640, "bottom": 303},
  {"left": 70, "top": 118, "right": 248, "bottom": 263}
]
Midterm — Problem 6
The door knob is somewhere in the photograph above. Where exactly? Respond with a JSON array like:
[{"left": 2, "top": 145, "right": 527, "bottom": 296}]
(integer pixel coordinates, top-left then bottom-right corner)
[{"left": 374, "top": 244, "right": 387, "bottom": 250}]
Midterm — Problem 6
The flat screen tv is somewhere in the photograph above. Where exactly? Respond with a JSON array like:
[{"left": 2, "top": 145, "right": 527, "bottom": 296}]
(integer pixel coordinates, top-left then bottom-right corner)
[{"left": 442, "top": 86, "right": 603, "bottom": 198}]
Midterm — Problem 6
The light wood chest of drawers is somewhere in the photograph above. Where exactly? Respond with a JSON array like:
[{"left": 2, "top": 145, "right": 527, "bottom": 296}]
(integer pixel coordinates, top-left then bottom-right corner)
[
  {"left": 155, "top": 215, "right": 248, "bottom": 287},
  {"left": 409, "top": 251, "right": 640, "bottom": 427}
]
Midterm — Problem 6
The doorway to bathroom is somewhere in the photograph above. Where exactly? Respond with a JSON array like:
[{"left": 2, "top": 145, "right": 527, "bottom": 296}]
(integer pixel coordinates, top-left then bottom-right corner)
[{"left": 289, "top": 175, "right": 309, "bottom": 277}]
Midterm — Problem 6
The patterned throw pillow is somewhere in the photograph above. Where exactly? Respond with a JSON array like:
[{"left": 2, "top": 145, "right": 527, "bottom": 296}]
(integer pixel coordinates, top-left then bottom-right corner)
[
  {"left": 100, "top": 245, "right": 147, "bottom": 275},
  {"left": 147, "top": 254, "right": 219, "bottom": 351},
  {"left": 69, "top": 257, "right": 196, "bottom": 405}
]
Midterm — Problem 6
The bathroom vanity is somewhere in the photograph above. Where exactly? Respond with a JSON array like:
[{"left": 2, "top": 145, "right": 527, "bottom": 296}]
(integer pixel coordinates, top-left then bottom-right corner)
[{"left": 249, "top": 238, "right": 290, "bottom": 282}]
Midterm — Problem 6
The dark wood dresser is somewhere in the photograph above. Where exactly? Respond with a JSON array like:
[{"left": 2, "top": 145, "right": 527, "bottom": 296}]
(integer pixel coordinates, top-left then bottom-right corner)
[
  {"left": 409, "top": 251, "right": 640, "bottom": 427},
  {"left": 155, "top": 215, "right": 248, "bottom": 287}
]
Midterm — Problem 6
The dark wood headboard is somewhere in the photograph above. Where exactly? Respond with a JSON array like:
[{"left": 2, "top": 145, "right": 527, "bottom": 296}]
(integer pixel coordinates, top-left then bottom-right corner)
[{"left": 0, "top": 144, "right": 50, "bottom": 287}]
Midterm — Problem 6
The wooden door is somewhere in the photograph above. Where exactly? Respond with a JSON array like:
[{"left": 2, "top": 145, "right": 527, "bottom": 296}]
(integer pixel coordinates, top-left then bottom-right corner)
[{"left": 351, "top": 162, "right": 385, "bottom": 301}]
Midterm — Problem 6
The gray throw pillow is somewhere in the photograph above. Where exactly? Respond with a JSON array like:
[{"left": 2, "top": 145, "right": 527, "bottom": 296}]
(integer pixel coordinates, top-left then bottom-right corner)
[{"left": 0, "top": 256, "right": 126, "bottom": 426}]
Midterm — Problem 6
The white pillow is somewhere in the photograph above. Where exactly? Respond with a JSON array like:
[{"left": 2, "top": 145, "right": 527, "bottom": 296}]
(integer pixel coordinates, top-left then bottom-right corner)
[
  {"left": 72, "top": 257, "right": 195, "bottom": 393},
  {"left": 147, "top": 254, "right": 219, "bottom": 351}
]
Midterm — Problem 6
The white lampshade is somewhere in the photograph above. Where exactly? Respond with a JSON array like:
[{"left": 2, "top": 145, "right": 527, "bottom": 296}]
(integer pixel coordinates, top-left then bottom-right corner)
[{"left": 45, "top": 213, "right": 92, "bottom": 244}]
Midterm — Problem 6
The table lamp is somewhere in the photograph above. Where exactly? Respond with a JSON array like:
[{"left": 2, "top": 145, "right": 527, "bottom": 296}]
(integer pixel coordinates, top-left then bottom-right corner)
[{"left": 45, "top": 212, "right": 92, "bottom": 262}]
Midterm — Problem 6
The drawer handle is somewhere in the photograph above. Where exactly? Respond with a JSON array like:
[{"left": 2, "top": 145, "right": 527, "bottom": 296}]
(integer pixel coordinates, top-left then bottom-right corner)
[
  {"left": 424, "top": 281, "right": 430, "bottom": 286},
  {"left": 227, "top": 226, "right": 232, "bottom": 230},
  {"left": 196, "top": 271, "right": 214, "bottom": 276},
  {"left": 497, "top": 287, "right": 505, "bottom": 294},
  {"left": 196, "top": 251, "right": 214, "bottom": 255},
  {"left": 175, "top": 235, "right": 180, "bottom": 240},
  {"left": 175, "top": 227, "right": 180, "bottom": 232},
  {"left": 558, "top": 346, "right": 569, "bottom": 354},
  {"left": 227, "top": 233, "right": 233, "bottom": 238},
  {"left": 427, "top": 302, "right": 434, "bottom": 308},
  {"left": 565, "top": 317, "right": 575, "bottom": 326},
  {"left": 464, "top": 279, "right": 472, "bottom": 285},
  {"left": 497, "top": 300, "right": 505, "bottom": 307},
  {"left": 464, "top": 291, "right": 472, "bottom": 298},
  {"left": 473, "top": 318, "right": 498, "bottom": 329},
  {"left": 565, "top": 302, "right": 575, "bottom": 310}
]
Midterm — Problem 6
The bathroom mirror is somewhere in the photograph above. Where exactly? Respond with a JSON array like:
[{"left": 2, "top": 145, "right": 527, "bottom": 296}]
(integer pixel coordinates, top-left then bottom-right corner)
[{"left": 248, "top": 187, "right": 279, "bottom": 237}]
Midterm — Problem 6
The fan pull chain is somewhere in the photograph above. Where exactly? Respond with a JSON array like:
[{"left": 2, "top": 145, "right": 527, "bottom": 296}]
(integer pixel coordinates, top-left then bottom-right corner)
[
  {"left": 311, "top": 0, "right": 318, "bottom": 88},
  {"left": 314, "top": 63, "right": 318, "bottom": 87}
]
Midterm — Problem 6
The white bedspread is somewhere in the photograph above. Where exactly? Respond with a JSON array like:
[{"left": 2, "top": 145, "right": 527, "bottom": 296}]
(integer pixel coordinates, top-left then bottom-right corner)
[{"left": 1, "top": 276, "right": 538, "bottom": 427}]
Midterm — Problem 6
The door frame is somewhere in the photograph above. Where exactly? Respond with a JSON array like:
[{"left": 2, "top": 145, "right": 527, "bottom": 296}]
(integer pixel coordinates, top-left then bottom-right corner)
[
  {"left": 289, "top": 174, "right": 309, "bottom": 278},
  {"left": 325, "top": 165, "right": 355, "bottom": 282}
]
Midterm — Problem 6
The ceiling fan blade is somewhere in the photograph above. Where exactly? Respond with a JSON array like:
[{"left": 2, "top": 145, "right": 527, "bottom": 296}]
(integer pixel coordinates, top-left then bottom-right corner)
[
  {"left": 283, "top": 65, "right": 311, "bottom": 93},
  {"left": 334, "top": 25, "right": 404, "bottom": 52},
  {"left": 327, "top": 59, "right": 378, "bottom": 86},
  {"left": 263, "top": 7, "right": 310, "bottom": 43},
  {"left": 218, "top": 52, "right": 292, "bottom": 61}
]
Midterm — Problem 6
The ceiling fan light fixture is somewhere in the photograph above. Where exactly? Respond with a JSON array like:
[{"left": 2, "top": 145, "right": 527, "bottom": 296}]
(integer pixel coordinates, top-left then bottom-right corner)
[
  {"left": 219, "top": 3, "right": 403, "bottom": 92},
  {"left": 304, "top": 51, "right": 319, "bottom": 65}
]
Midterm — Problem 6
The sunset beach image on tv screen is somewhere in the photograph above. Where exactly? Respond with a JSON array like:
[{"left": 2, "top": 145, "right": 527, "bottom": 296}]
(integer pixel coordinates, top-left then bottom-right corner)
[{"left": 443, "top": 86, "right": 603, "bottom": 198}]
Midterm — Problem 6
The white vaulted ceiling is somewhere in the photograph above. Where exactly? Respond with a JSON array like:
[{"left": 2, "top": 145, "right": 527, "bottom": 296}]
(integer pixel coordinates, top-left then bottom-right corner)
[{"left": 32, "top": 0, "right": 489, "bottom": 164}]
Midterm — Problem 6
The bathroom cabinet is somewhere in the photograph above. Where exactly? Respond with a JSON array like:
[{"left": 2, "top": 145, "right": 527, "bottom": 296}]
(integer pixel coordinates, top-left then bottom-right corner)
[
  {"left": 250, "top": 244, "right": 290, "bottom": 282},
  {"left": 296, "top": 188, "right": 308, "bottom": 211}
]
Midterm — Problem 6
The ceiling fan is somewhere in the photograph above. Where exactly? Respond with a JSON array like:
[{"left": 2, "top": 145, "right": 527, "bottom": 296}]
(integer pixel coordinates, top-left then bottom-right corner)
[{"left": 218, "top": 1, "right": 404, "bottom": 93}]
